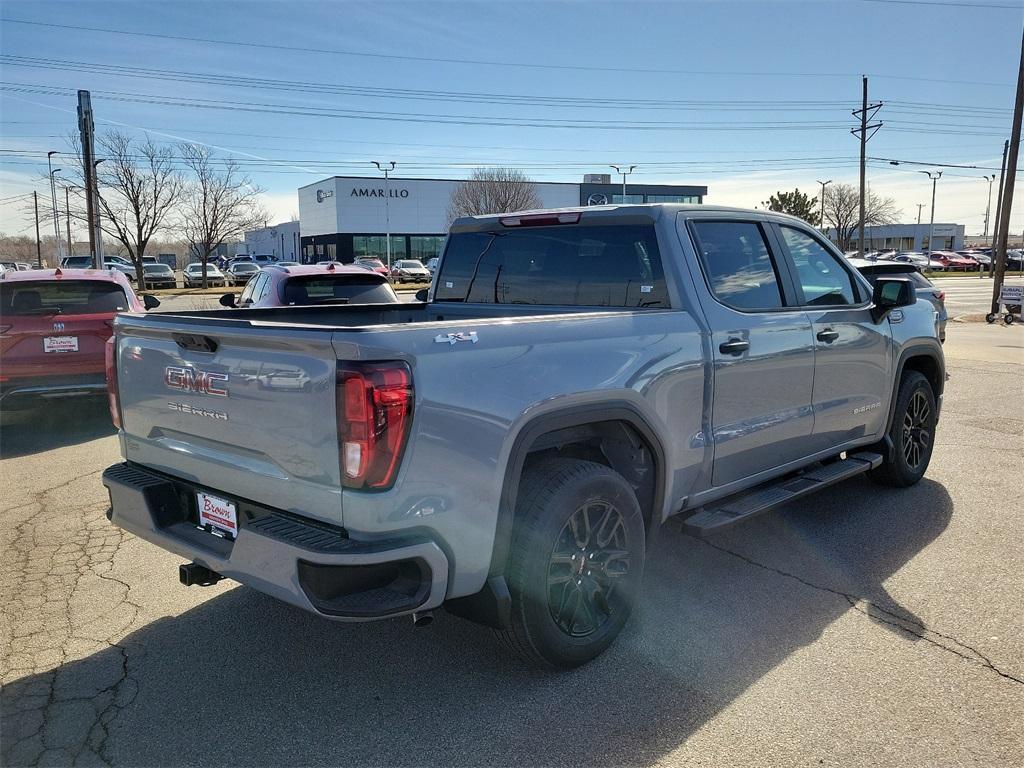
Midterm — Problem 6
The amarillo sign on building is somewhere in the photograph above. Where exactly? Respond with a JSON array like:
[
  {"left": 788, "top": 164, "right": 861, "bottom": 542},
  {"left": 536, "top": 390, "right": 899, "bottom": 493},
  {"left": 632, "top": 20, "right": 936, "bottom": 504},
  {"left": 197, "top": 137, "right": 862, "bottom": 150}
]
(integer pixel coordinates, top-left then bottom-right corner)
[{"left": 297, "top": 174, "right": 706, "bottom": 264}]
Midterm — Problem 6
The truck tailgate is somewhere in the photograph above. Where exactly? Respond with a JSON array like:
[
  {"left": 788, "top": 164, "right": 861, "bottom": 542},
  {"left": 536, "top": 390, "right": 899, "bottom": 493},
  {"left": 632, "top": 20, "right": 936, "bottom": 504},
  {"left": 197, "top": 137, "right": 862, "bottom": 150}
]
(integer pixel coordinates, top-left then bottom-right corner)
[{"left": 114, "top": 316, "right": 342, "bottom": 525}]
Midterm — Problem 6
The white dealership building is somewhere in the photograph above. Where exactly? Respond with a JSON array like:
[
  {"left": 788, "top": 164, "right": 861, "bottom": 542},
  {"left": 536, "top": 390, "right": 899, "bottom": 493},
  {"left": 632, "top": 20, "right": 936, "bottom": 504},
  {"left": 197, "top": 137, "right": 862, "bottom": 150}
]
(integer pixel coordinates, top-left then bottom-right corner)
[{"left": 296, "top": 174, "right": 707, "bottom": 264}]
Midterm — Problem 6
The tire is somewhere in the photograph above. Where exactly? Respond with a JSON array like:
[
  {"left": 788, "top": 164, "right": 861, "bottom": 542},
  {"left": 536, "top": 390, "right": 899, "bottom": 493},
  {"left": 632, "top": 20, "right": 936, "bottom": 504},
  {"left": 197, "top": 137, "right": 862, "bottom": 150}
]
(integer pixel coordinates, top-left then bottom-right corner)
[
  {"left": 986, "top": 313, "right": 998, "bottom": 324},
  {"left": 495, "top": 458, "right": 646, "bottom": 669},
  {"left": 1004, "top": 314, "right": 1015, "bottom": 326},
  {"left": 869, "top": 371, "right": 936, "bottom": 487}
]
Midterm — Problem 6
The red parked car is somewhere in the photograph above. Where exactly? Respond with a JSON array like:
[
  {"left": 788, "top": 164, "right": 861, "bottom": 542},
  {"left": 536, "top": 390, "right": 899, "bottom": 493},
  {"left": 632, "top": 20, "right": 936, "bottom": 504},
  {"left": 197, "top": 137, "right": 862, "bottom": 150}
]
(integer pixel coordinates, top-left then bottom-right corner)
[
  {"left": 0, "top": 269, "right": 157, "bottom": 423},
  {"left": 930, "top": 251, "right": 977, "bottom": 271},
  {"left": 352, "top": 257, "right": 391, "bottom": 276},
  {"left": 220, "top": 263, "right": 399, "bottom": 309}
]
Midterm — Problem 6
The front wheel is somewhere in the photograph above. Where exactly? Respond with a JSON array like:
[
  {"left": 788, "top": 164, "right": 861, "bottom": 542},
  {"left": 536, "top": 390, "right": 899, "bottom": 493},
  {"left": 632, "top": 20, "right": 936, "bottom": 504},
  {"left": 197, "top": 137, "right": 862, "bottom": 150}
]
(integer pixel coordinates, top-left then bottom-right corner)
[
  {"left": 496, "top": 458, "right": 646, "bottom": 668},
  {"left": 870, "top": 371, "right": 936, "bottom": 487}
]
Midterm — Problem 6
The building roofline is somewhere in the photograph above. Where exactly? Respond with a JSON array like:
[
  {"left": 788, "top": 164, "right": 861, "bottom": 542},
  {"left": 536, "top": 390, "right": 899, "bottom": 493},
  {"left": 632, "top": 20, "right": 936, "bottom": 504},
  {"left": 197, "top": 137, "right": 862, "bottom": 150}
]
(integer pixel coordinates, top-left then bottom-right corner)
[{"left": 297, "top": 175, "right": 707, "bottom": 192}]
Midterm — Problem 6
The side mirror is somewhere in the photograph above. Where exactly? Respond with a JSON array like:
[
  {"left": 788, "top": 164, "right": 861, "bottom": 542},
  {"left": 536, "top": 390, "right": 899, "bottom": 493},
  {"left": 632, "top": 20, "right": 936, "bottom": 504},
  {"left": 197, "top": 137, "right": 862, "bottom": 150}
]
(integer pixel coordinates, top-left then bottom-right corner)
[
  {"left": 414, "top": 288, "right": 429, "bottom": 302},
  {"left": 871, "top": 277, "right": 915, "bottom": 323},
  {"left": 142, "top": 294, "right": 161, "bottom": 310},
  {"left": 219, "top": 293, "right": 237, "bottom": 308}
]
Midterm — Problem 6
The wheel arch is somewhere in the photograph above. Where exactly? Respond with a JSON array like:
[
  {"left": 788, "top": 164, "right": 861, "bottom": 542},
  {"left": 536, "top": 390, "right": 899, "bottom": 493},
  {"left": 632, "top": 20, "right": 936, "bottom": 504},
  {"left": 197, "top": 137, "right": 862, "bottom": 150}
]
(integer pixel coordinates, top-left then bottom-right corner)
[
  {"left": 490, "top": 402, "right": 667, "bottom": 579},
  {"left": 877, "top": 341, "right": 945, "bottom": 461}
]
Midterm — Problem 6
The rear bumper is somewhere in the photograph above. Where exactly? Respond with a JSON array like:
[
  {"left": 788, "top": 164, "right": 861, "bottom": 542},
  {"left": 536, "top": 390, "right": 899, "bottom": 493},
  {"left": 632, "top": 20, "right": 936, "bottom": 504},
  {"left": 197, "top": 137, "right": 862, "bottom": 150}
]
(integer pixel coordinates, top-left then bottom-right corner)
[
  {"left": 102, "top": 462, "right": 449, "bottom": 620},
  {"left": 0, "top": 373, "right": 106, "bottom": 407}
]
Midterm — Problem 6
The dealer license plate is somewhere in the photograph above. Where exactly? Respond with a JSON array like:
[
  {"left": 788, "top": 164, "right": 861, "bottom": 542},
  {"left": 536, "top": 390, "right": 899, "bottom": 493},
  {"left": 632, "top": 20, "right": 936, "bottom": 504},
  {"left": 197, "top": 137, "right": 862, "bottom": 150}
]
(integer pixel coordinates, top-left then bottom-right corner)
[
  {"left": 43, "top": 336, "right": 79, "bottom": 353},
  {"left": 196, "top": 491, "right": 238, "bottom": 539}
]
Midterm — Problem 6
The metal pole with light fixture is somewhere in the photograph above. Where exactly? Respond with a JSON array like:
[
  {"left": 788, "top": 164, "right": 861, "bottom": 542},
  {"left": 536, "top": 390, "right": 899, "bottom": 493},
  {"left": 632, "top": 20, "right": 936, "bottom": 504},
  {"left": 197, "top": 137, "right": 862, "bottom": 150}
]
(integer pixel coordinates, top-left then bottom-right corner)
[
  {"left": 65, "top": 186, "right": 73, "bottom": 257},
  {"left": 47, "top": 152, "right": 62, "bottom": 262},
  {"left": 982, "top": 174, "right": 996, "bottom": 238},
  {"left": 372, "top": 161, "right": 396, "bottom": 271},
  {"left": 920, "top": 171, "right": 942, "bottom": 255},
  {"left": 610, "top": 165, "right": 636, "bottom": 201},
  {"left": 816, "top": 179, "right": 832, "bottom": 231}
]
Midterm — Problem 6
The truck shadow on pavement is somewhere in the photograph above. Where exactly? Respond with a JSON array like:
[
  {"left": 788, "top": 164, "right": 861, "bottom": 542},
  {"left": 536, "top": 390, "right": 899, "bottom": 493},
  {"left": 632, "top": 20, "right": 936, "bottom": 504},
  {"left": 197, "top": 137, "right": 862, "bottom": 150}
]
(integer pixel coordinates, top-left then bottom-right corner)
[
  {"left": 3, "top": 477, "right": 953, "bottom": 767},
  {"left": 0, "top": 401, "right": 115, "bottom": 459}
]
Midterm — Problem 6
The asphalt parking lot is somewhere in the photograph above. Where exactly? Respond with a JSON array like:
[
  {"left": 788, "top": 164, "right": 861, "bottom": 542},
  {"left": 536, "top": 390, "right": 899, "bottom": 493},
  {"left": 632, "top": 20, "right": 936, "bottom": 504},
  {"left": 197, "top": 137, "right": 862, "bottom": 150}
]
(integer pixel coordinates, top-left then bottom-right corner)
[{"left": 1, "top": 324, "right": 1021, "bottom": 767}]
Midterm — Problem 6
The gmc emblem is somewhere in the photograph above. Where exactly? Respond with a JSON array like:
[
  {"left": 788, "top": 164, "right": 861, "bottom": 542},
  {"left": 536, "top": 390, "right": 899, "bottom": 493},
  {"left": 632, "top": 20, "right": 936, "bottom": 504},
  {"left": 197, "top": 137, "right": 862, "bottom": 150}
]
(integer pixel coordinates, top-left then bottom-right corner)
[{"left": 165, "top": 366, "right": 229, "bottom": 397}]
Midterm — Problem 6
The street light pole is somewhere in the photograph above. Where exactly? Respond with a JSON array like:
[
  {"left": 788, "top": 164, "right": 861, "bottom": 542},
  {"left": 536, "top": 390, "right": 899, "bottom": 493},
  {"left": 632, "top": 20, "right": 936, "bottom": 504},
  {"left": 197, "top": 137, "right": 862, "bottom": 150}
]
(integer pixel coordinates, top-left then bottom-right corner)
[
  {"left": 372, "top": 161, "right": 396, "bottom": 270},
  {"left": 982, "top": 174, "right": 996, "bottom": 238},
  {"left": 610, "top": 165, "right": 636, "bottom": 200},
  {"left": 47, "top": 151, "right": 62, "bottom": 262},
  {"left": 920, "top": 171, "right": 942, "bottom": 254},
  {"left": 816, "top": 179, "right": 832, "bottom": 230}
]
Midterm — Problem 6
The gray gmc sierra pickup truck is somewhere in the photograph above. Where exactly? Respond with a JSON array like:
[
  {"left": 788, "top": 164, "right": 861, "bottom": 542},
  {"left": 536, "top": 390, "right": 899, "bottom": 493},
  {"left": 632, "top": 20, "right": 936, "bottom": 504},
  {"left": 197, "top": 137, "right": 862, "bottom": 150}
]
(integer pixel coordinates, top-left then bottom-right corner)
[{"left": 101, "top": 204, "right": 944, "bottom": 668}]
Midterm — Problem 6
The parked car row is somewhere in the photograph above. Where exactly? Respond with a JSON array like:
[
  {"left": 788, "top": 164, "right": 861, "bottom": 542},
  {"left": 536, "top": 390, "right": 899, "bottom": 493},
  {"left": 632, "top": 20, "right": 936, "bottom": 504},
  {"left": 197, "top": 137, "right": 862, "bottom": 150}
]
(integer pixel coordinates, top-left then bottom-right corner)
[{"left": 850, "top": 248, "right": 1023, "bottom": 272}]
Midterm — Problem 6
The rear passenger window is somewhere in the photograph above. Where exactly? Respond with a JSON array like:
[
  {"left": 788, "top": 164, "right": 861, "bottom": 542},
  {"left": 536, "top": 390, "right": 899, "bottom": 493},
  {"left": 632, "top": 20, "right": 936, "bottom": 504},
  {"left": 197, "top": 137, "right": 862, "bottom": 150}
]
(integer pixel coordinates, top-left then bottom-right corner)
[
  {"left": 434, "top": 225, "right": 668, "bottom": 308},
  {"left": 780, "top": 226, "right": 858, "bottom": 307},
  {"left": 689, "top": 221, "right": 784, "bottom": 310}
]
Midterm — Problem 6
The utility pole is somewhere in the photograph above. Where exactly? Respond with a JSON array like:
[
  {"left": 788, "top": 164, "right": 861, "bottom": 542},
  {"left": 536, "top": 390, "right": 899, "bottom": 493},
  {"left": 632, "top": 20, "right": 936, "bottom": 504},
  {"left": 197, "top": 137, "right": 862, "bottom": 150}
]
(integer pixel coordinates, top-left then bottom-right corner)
[
  {"left": 851, "top": 76, "right": 882, "bottom": 258},
  {"left": 33, "top": 191, "right": 42, "bottom": 268},
  {"left": 77, "top": 91, "right": 100, "bottom": 268},
  {"left": 372, "top": 161, "right": 396, "bottom": 270},
  {"left": 816, "top": 179, "right": 832, "bottom": 230},
  {"left": 610, "top": 165, "right": 636, "bottom": 200},
  {"left": 988, "top": 140, "right": 1010, "bottom": 280},
  {"left": 93, "top": 159, "right": 105, "bottom": 262},
  {"left": 47, "top": 151, "right": 62, "bottom": 263},
  {"left": 991, "top": 25, "right": 1023, "bottom": 316},
  {"left": 65, "top": 186, "right": 72, "bottom": 257},
  {"left": 916, "top": 203, "right": 924, "bottom": 226},
  {"left": 921, "top": 171, "right": 942, "bottom": 254}
]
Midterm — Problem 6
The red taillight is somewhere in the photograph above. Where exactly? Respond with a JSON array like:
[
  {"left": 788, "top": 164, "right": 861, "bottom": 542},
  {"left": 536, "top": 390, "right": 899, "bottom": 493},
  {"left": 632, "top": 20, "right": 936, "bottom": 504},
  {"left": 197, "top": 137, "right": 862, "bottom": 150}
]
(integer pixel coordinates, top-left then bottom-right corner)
[
  {"left": 336, "top": 361, "right": 413, "bottom": 490},
  {"left": 105, "top": 336, "right": 122, "bottom": 429},
  {"left": 935, "top": 291, "right": 945, "bottom": 301}
]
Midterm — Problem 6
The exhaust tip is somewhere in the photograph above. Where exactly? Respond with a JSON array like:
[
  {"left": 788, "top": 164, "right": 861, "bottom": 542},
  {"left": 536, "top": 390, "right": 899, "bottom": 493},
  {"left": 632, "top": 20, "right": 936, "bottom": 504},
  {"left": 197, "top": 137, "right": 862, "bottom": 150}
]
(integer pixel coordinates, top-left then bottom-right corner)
[{"left": 412, "top": 611, "right": 434, "bottom": 628}]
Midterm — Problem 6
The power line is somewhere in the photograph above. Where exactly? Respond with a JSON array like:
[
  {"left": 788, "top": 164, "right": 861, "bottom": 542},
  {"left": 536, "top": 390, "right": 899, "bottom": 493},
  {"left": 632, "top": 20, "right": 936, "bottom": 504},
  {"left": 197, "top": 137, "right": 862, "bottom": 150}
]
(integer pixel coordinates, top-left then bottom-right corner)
[
  {"left": 0, "top": 17, "right": 1014, "bottom": 86},
  {"left": 857, "top": 0, "right": 1022, "bottom": 8},
  {"left": 0, "top": 55, "right": 861, "bottom": 112}
]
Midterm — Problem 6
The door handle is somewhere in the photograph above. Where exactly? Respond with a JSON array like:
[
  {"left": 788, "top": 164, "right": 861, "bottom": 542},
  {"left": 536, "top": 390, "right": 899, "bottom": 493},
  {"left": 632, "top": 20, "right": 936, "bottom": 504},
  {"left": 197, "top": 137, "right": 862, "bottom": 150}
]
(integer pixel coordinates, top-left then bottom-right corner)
[
  {"left": 719, "top": 338, "right": 750, "bottom": 355},
  {"left": 816, "top": 329, "right": 840, "bottom": 343}
]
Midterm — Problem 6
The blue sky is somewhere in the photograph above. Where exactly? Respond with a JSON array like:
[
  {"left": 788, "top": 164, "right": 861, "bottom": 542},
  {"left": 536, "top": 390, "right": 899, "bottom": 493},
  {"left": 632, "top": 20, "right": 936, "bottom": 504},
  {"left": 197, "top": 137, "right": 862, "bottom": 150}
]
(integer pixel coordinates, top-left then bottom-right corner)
[{"left": 1, "top": 0, "right": 1021, "bottom": 237}]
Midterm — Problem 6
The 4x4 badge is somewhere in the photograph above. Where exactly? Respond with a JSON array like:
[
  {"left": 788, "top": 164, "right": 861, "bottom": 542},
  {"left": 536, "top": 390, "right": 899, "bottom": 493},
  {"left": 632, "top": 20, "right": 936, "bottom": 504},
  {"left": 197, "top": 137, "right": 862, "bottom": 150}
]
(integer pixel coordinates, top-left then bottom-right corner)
[{"left": 434, "top": 332, "right": 478, "bottom": 346}]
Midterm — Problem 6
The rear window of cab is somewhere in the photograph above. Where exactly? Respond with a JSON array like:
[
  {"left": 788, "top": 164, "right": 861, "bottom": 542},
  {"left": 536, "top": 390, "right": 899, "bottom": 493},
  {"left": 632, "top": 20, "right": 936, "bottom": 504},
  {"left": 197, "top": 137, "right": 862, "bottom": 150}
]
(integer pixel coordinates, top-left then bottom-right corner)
[
  {"left": 434, "top": 224, "right": 669, "bottom": 308},
  {"left": 0, "top": 280, "right": 129, "bottom": 315}
]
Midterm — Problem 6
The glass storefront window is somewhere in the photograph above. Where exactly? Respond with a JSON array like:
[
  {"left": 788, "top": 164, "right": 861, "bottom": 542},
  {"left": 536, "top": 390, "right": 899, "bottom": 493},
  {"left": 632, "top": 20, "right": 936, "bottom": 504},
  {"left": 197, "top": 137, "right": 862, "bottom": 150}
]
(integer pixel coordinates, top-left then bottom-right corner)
[
  {"left": 611, "top": 194, "right": 645, "bottom": 204},
  {"left": 410, "top": 235, "right": 445, "bottom": 261},
  {"left": 645, "top": 194, "right": 701, "bottom": 204}
]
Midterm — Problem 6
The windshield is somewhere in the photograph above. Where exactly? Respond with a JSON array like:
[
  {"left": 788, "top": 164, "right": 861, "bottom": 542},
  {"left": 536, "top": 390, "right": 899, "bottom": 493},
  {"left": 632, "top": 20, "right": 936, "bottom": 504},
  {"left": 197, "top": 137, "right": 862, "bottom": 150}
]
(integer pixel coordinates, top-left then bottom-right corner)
[
  {"left": 398, "top": 261, "right": 424, "bottom": 268},
  {"left": 233, "top": 264, "right": 258, "bottom": 273},
  {"left": 0, "top": 280, "right": 129, "bottom": 316},
  {"left": 144, "top": 264, "right": 173, "bottom": 274},
  {"left": 188, "top": 264, "right": 221, "bottom": 273},
  {"left": 281, "top": 275, "right": 398, "bottom": 305},
  {"left": 357, "top": 259, "right": 385, "bottom": 268}
]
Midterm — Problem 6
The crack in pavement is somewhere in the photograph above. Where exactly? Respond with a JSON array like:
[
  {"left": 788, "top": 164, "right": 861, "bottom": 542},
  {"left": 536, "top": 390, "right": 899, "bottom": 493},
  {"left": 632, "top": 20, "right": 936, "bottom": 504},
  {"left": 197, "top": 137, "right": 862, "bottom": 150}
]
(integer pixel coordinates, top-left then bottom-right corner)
[
  {"left": 1, "top": 468, "right": 141, "bottom": 767},
  {"left": 689, "top": 535, "right": 1024, "bottom": 687}
]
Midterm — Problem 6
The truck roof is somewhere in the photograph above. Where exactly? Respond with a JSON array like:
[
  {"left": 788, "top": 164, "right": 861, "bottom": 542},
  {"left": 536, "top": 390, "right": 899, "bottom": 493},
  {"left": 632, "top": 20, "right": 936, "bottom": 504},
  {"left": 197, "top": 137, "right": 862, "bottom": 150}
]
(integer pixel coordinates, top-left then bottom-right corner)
[{"left": 450, "top": 202, "right": 811, "bottom": 233}]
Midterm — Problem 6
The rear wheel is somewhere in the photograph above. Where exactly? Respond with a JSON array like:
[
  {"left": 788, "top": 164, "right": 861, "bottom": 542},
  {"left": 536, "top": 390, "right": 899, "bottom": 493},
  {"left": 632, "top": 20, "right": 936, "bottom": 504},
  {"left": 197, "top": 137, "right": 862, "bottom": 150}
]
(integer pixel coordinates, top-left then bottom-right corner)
[
  {"left": 496, "top": 458, "right": 646, "bottom": 668},
  {"left": 870, "top": 371, "right": 936, "bottom": 487}
]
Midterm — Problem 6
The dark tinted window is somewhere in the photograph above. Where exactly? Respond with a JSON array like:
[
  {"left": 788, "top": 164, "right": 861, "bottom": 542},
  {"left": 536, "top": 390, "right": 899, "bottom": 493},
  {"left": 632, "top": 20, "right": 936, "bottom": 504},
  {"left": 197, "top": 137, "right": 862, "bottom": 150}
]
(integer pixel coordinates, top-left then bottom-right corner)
[
  {"left": 281, "top": 275, "right": 398, "bottom": 305},
  {"left": 434, "top": 225, "right": 668, "bottom": 308},
  {"left": 780, "top": 226, "right": 858, "bottom": 306},
  {"left": 690, "top": 221, "right": 783, "bottom": 310},
  {"left": 0, "top": 281, "right": 129, "bottom": 316},
  {"left": 143, "top": 264, "right": 173, "bottom": 274}
]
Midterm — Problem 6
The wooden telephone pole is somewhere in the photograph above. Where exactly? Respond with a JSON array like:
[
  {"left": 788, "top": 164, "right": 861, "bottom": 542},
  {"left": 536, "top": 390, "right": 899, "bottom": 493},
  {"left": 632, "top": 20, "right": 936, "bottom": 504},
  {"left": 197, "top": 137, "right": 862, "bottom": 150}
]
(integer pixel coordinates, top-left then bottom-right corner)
[{"left": 991, "top": 27, "right": 1023, "bottom": 314}]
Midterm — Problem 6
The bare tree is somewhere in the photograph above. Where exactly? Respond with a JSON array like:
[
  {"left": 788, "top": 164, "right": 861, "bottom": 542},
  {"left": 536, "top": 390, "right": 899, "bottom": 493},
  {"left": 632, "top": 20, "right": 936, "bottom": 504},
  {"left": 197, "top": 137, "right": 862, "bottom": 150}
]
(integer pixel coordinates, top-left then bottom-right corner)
[
  {"left": 447, "top": 167, "right": 542, "bottom": 223},
  {"left": 61, "top": 131, "right": 185, "bottom": 284},
  {"left": 179, "top": 144, "right": 267, "bottom": 288},
  {"left": 821, "top": 182, "right": 901, "bottom": 250}
]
